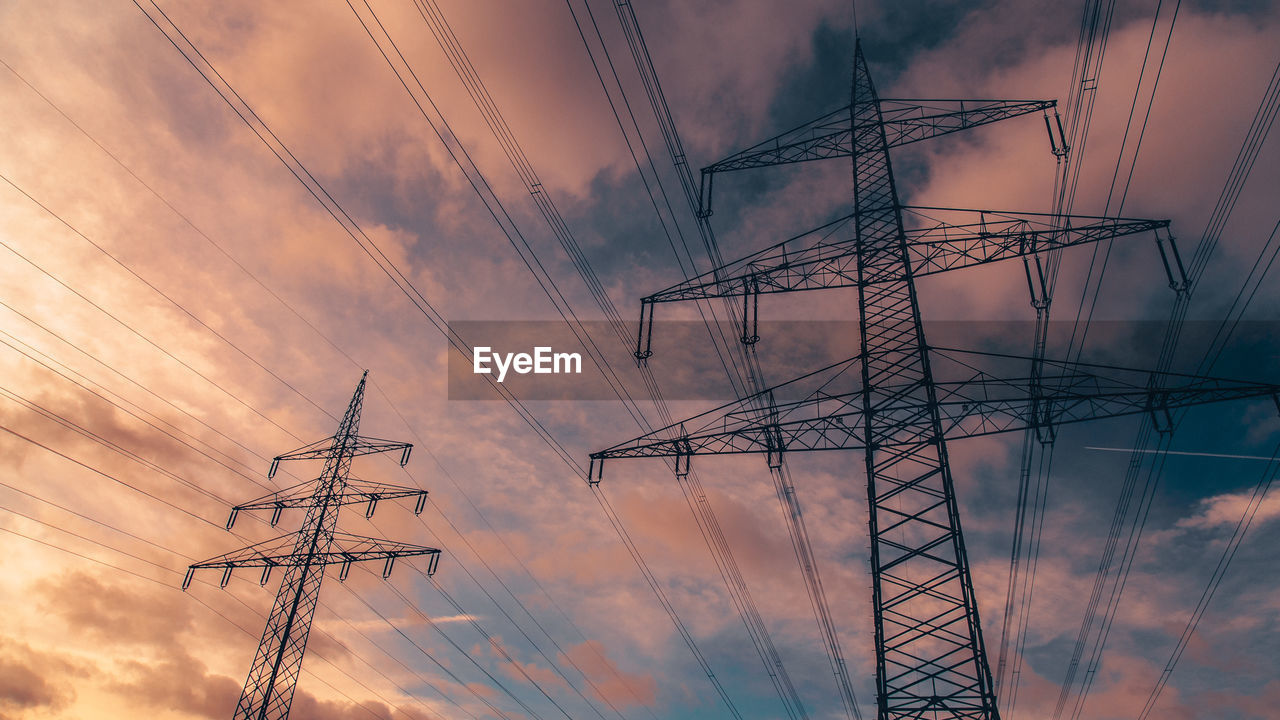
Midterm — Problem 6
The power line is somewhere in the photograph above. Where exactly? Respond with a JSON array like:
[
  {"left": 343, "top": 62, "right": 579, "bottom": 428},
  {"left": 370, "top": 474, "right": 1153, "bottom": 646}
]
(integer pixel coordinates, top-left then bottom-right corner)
[
  {"left": 0, "top": 188, "right": 303, "bottom": 443},
  {"left": 358, "top": 2, "right": 810, "bottom": 717},
  {"left": 0, "top": 390, "right": 493, "bottom": 720},
  {"left": 4, "top": 56, "right": 639, "bottom": 718},
  {"left": 129, "top": 0, "right": 585, "bottom": 478}
]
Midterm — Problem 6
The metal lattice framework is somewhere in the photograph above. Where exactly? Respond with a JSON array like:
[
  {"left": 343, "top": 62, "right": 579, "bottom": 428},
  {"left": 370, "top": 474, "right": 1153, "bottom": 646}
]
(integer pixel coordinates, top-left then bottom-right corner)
[
  {"left": 592, "top": 42, "right": 1276, "bottom": 720},
  {"left": 184, "top": 372, "right": 439, "bottom": 720},
  {"left": 638, "top": 208, "right": 1168, "bottom": 306}
]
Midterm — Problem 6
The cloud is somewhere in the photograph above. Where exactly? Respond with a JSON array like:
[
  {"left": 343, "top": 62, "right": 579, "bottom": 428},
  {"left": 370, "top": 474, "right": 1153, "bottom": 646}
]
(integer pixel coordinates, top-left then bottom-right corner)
[
  {"left": 561, "top": 640, "right": 657, "bottom": 709},
  {"left": 36, "top": 568, "right": 195, "bottom": 647},
  {"left": 1176, "top": 487, "right": 1280, "bottom": 531},
  {"left": 111, "top": 646, "right": 241, "bottom": 720},
  {"left": 0, "top": 638, "right": 84, "bottom": 716},
  {"left": 1, "top": 1, "right": 1278, "bottom": 718}
]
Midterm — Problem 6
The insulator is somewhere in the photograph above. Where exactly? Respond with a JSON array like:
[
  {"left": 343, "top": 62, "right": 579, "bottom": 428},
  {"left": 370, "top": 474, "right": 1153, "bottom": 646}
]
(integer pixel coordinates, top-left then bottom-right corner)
[
  {"left": 634, "top": 300, "right": 655, "bottom": 363},
  {"left": 1022, "top": 254, "right": 1050, "bottom": 310},
  {"left": 270, "top": 505, "right": 283, "bottom": 527},
  {"left": 220, "top": 566, "right": 233, "bottom": 589},
  {"left": 765, "top": 421, "right": 785, "bottom": 469},
  {"left": 259, "top": 565, "right": 272, "bottom": 586},
  {"left": 767, "top": 448, "right": 784, "bottom": 469},
  {"left": 226, "top": 507, "right": 240, "bottom": 531},
  {"left": 697, "top": 168, "right": 714, "bottom": 218},
  {"left": 1147, "top": 391, "right": 1175, "bottom": 434},
  {"left": 1034, "top": 421, "right": 1057, "bottom": 446},
  {"left": 1155, "top": 231, "right": 1190, "bottom": 294},
  {"left": 382, "top": 556, "right": 396, "bottom": 579},
  {"left": 365, "top": 497, "right": 379, "bottom": 520},
  {"left": 674, "top": 453, "right": 691, "bottom": 478},
  {"left": 414, "top": 492, "right": 428, "bottom": 515},
  {"left": 740, "top": 277, "right": 760, "bottom": 346},
  {"left": 268, "top": 457, "right": 280, "bottom": 479},
  {"left": 673, "top": 436, "right": 693, "bottom": 477},
  {"left": 1054, "top": 111, "right": 1070, "bottom": 155},
  {"left": 339, "top": 559, "right": 352, "bottom": 582},
  {"left": 181, "top": 567, "right": 194, "bottom": 591},
  {"left": 399, "top": 445, "right": 412, "bottom": 467}
]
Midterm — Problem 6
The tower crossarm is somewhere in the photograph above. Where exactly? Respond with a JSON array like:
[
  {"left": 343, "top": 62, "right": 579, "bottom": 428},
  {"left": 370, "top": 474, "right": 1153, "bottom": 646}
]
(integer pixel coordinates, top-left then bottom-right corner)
[
  {"left": 703, "top": 100, "right": 1054, "bottom": 175},
  {"left": 697, "top": 99, "right": 1054, "bottom": 214},
  {"left": 268, "top": 435, "right": 413, "bottom": 478},
  {"left": 640, "top": 208, "right": 1168, "bottom": 309},
  {"left": 931, "top": 348, "right": 1280, "bottom": 439},
  {"left": 184, "top": 533, "right": 440, "bottom": 587},
  {"left": 226, "top": 479, "right": 428, "bottom": 529},
  {"left": 589, "top": 349, "right": 1280, "bottom": 464}
]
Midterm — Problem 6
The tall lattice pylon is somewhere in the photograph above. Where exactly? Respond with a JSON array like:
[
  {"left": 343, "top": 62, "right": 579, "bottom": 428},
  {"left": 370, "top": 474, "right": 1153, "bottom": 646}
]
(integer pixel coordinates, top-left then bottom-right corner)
[
  {"left": 184, "top": 371, "right": 440, "bottom": 720},
  {"left": 592, "top": 41, "right": 1280, "bottom": 720}
]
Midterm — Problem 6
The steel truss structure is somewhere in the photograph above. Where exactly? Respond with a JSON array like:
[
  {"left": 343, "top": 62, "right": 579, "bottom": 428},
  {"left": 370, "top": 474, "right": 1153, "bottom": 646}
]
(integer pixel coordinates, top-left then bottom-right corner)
[
  {"left": 593, "top": 42, "right": 1278, "bottom": 720},
  {"left": 185, "top": 372, "right": 439, "bottom": 720}
]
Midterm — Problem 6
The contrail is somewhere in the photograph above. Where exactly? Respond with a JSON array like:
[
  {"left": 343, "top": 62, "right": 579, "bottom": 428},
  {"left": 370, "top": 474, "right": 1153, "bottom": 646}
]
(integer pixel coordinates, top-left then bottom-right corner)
[{"left": 1085, "top": 446, "right": 1278, "bottom": 462}]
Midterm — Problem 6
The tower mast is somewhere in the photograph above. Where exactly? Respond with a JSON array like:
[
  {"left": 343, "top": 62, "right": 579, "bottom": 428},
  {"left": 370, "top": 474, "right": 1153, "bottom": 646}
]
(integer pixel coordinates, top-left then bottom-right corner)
[{"left": 184, "top": 372, "right": 440, "bottom": 720}]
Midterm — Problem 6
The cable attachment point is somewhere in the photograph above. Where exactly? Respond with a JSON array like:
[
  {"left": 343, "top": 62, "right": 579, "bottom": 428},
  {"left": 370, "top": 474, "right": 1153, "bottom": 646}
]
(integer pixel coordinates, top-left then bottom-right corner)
[
  {"left": 697, "top": 168, "right": 714, "bottom": 219},
  {"left": 674, "top": 435, "right": 693, "bottom": 478},
  {"left": 1022, "top": 252, "right": 1051, "bottom": 311},
  {"left": 1154, "top": 230, "right": 1189, "bottom": 294},
  {"left": 634, "top": 299, "right": 655, "bottom": 365},
  {"left": 1044, "top": 110, "right": 1069, "bottom": 158},
  {"left": 1030, "top": 368, "right": 1056, "bottom": 445},
  {"left": 1147, "top": 388, "right": 1175, "bottom": 434},
  {"left": 740, "top": 275, "right": 761, "bottom": 346},
  {"left": 765, "top": 428, "right": 785, "bottom": 470}
]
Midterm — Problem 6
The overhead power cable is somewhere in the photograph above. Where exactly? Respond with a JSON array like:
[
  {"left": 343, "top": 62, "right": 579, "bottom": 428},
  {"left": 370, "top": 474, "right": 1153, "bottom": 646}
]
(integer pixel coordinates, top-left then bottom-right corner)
[
  {"left": 1055, "top": 46, "right": 1280, "bottom": 720},
  {"left": 353, "top": 1, "right": 811, "bottom": 717},
  {"left": 7, "top": 41, "right": 650, "bottom": 712},
  {"left": 0, "top": 437, "right": 473, "bottom": 720},
  {"left": 130, "top": 0, "right": 586, "bottom": 478},
  {"left": 587, "top": 3, "right": 864, "bottom": 718}
]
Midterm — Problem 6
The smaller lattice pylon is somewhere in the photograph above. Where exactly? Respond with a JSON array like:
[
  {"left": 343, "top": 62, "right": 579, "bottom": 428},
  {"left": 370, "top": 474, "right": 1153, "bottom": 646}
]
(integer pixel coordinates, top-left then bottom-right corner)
[{"left": 183, "top": 371, "right": 440, "bottom": 720}]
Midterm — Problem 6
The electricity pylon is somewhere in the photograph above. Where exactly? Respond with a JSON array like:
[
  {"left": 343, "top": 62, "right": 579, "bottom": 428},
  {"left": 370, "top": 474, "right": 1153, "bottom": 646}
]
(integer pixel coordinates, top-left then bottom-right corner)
[
  {"left": 593, "top": 42, "right": 1280, "bottom": 720},
  {"left": 184, "top": 371, "right": 440, "bottom": 720}
]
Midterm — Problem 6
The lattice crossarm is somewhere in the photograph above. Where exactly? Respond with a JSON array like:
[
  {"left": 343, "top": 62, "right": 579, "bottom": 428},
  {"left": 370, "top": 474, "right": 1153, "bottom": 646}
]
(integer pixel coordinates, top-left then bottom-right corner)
[
  {"left": 875, "top": 98, "right": 1057, "bottom": 148},
  {"left": 633, "top": 211, "right": 1169, "bottom": 357},
  {"left": 269, "top": 436, "right": 413, "bottom": 477}
]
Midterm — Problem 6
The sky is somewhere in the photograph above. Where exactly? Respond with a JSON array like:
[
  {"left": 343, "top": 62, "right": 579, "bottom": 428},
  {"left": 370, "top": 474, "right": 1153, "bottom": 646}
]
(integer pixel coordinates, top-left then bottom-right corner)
[{"left": 1, "top": 1, "right": 1279, "bottom": 719}]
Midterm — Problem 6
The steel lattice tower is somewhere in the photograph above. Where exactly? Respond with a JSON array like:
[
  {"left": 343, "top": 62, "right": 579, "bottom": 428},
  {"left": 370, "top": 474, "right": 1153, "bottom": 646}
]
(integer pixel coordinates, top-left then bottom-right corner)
[
  {"left": 591, "top": 42, "right": 1280, "bottom": 720},
  {"left": 845, "top": 44, "right": 998, "bottom": 716},
  {"left": 184, "top": 371, "right": 440, "bottom": 720}
]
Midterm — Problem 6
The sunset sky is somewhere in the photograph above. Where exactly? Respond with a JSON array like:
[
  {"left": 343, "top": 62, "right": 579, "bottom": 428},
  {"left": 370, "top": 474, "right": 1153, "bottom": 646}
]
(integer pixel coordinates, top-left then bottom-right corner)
[{"left": 2, "top": 1, "right": 1279, "bottom": 719}]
